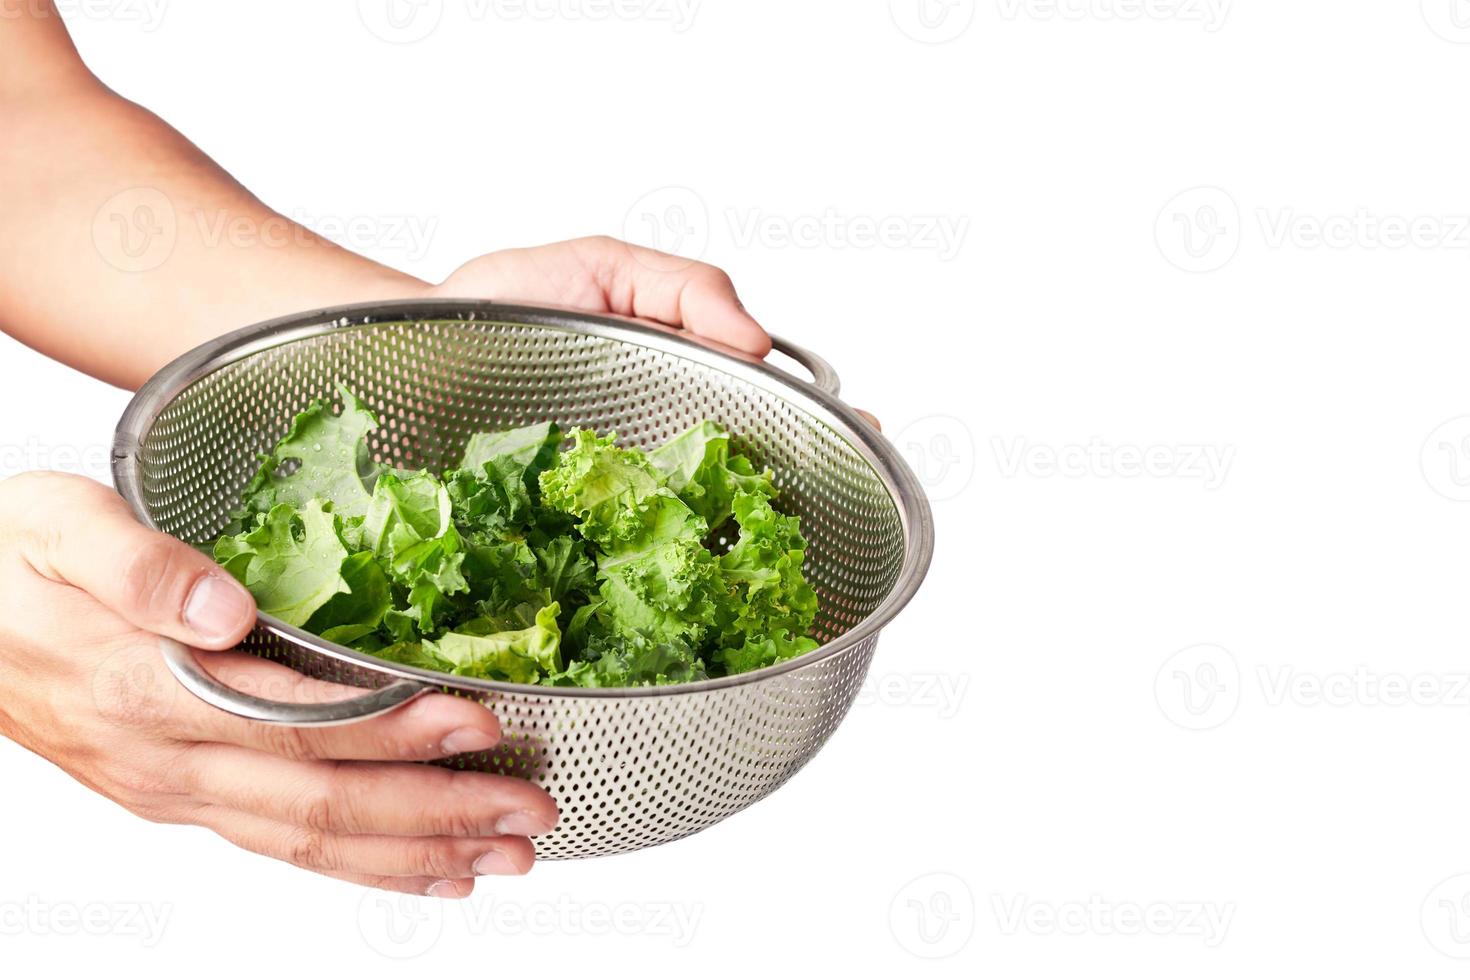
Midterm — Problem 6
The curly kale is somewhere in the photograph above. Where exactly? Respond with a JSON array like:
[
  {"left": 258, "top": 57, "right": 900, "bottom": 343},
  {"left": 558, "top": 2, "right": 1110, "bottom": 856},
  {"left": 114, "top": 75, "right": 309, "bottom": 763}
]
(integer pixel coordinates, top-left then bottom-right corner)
[{"left": 212, "top": 393, "right": 820, "bottom": 687}]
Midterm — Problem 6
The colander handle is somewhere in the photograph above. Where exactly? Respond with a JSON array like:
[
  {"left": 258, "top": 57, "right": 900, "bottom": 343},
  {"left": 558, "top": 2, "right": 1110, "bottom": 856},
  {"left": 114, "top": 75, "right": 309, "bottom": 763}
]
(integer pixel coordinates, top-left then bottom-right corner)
[
  {"left": 769, "top": 336, "right": 842, "bottom": 397},
  {"left": 159, "top": 638, "right": 432, "bottom": 727}
]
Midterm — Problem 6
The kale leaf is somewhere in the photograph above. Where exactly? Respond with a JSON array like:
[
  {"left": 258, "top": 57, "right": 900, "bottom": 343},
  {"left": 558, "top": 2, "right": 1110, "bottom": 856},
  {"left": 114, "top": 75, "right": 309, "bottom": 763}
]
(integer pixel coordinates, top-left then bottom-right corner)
[{"left": 214, "top": 405, "right": 822, "bottom": 687}]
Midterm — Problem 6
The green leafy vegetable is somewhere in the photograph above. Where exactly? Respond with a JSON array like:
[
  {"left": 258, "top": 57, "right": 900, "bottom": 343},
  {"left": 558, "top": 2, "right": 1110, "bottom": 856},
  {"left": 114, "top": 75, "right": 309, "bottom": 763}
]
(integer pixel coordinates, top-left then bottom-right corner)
[
  {"left": 213, "top": 402, "right": 822, "bottom": 687},
  {"left": 359, "top": 471, "right": 453, "bottom": 559},
  {"left": 238, "top": 386, "right": 380, "bottom": 521},
  {"left": 715, "top": 491, "right": 819, "bottom": 650},
  {"left": 448, "top": 421, "right": 563, "bottom": 532},
  {"left": 213, "top": 500, "right": 350, "bottom": 627},
  {"left": 538, "top": 429, "right": 662, "bottom": 548},
  {"left": 461, "top": 421, "right": 561, "bottom": 484},
  {"left": 425, "top": 602, "right": 564, "bottom": 683},
  {"left": 548, "top": 630, "right": 708, "bottom": 688},
  {"left": 306, "top": 551, "right": 392, "bottom": 641},
  {"left": 648, "top": 420, "right": 775, "bottom": 528}
]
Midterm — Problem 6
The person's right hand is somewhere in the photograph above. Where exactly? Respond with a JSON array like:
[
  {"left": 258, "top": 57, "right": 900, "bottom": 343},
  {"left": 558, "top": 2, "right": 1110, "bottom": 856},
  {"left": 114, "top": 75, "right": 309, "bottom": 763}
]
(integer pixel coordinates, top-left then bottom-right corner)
[{"left": 0, "top": 472, "right": 559, "bottom": 897}]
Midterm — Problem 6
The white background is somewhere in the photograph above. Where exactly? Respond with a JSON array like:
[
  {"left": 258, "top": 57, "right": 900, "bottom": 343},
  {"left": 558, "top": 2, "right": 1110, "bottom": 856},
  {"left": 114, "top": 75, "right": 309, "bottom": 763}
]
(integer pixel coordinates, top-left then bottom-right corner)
[{"left": 5, "top": 0, "right": 1470, "bottom": 975}]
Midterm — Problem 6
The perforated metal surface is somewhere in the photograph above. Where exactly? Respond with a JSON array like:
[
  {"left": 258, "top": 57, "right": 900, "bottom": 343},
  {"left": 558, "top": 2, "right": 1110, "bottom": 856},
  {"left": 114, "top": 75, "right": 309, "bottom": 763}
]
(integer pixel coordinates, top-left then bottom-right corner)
[{"left": 114, "top": 303, "right": 930, "bottom": 859}]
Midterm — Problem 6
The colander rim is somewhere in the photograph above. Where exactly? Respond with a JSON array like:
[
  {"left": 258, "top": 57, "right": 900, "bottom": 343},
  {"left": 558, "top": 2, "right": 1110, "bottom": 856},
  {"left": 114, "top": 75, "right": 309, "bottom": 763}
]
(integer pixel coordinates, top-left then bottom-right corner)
[{"left": 113, "top": 299, "right": 935, "bottom": 698}]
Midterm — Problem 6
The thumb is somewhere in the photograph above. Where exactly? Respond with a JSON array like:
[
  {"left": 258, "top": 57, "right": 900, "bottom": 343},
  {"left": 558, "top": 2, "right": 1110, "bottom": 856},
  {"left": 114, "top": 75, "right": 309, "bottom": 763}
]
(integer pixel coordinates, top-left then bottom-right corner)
[
  {"left": 2, "top": 473, "right": 256, "bottom": 649},
  {"left": 581, "top": 237, "right": 774, "bottom": 357}
]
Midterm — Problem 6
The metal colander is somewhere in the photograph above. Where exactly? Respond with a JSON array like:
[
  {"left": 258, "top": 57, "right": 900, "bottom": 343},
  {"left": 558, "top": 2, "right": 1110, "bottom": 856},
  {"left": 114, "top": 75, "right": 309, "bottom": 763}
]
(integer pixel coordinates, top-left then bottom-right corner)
[{"left": 112, "top": 300, "right": 933, "bottom": 859}]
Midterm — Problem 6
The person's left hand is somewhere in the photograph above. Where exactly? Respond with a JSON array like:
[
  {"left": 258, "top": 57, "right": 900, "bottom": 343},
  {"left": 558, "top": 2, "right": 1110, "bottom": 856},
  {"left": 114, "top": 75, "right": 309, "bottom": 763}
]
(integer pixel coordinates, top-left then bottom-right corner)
[
  {"left": 428, "top": 236, "right": 772, "bottom": 356},
  {"left": 429, "top": 236, "right": 882, "bottom": 430}
]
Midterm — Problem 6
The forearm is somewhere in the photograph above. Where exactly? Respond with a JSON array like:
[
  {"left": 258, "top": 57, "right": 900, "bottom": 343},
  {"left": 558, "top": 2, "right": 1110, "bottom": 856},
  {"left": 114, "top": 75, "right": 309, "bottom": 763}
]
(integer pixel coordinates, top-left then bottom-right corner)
[{"left": 0, "top": 14, "right": 427, "bottom": 390}]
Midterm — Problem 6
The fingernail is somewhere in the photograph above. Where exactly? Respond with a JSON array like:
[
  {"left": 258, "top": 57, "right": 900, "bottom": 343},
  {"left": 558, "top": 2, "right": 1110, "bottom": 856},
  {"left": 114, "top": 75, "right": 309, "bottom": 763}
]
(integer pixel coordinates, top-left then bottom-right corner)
[
  {"left": 495, "top": 810, "right": 553, "bottom": 837},
  {"left": 183, "top": 575, "right": 253, "bottom": 644},
  {"left": 473, "top": 849, "right": 520, "bottom": 876},
  {"left": 441, "top": 727, "right": 498, "bottom": 755},
  {"left": 427, "top": 879, "right": 462, "bottom": 899}
]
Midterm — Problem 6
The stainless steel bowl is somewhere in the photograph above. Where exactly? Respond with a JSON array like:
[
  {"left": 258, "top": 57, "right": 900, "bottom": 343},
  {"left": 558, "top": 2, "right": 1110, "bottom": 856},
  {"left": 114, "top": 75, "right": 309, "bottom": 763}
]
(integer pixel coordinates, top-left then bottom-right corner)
[{"left": 112, "top": 300, "right": 933, "bottom": 859}]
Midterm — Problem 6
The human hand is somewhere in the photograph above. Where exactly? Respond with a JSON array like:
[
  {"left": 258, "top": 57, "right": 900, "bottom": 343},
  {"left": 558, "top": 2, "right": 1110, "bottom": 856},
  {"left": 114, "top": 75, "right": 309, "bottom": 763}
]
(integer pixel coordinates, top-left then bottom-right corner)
[
  {"left": 428, "top": 236, "right": 881, "bottom": 429},
  {"left": 428, "top": 235, "right": 772, "bottom": 356},
  {"left": 0, "top": 473, "right": 558, "bottom": 897}
]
